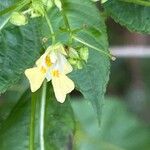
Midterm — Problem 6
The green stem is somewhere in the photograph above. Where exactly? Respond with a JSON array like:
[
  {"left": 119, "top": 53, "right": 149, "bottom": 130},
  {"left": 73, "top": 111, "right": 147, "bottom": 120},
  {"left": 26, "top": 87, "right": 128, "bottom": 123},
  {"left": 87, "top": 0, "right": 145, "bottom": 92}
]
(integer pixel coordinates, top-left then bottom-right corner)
[
  {"left": 29, "top": 93, "right": 37, "bottom": 150},
  {"left": 0, "top": 17, "right": 10, "bottom": 30},
  {"left": 40, "top": 81, "right": 47, "bottom": 150},
  {"left": 62, "top": 13, "right": 73, "bottom": 44},
  {"left": 59, "top": 0, "right": 71, "bottom": 30},
  {"left": 59, "top": 0, "right": 73, "bottom": 44},
  {"left": 73, "top": 36, "right": 116, "bottom": 60},
  {"left": 61, "top": 13, "right": 71, "bottom": 31},
  {"left": 44, "top": 10, "right": 55, "bottom": 44},
  {"left": 59, "top": 0, "right": 115, "bottom": 60},
  {"left": 120, "top": 0, "right": 150, "bottom": 7},
  {"left": 0, "top": 0, "right": 31, "bottom": 16}
]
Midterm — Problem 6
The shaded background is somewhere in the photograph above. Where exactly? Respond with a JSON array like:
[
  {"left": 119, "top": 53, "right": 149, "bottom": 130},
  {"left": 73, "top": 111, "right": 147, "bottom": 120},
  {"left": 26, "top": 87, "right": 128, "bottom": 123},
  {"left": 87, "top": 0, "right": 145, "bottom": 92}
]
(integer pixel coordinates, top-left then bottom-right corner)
[
  {"left": 107, "top": 18, "right": 150, "bottom": 122},
  {"left": 73, "top": 18, "right": 150, "bottom": 150}
]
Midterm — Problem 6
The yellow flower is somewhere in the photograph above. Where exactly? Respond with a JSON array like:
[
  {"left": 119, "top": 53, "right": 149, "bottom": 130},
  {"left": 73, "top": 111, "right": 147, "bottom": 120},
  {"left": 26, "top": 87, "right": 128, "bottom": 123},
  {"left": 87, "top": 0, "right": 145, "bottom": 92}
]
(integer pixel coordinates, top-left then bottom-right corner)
[{"left": 25, "top": 44, "right": 75, "bottom": 103}]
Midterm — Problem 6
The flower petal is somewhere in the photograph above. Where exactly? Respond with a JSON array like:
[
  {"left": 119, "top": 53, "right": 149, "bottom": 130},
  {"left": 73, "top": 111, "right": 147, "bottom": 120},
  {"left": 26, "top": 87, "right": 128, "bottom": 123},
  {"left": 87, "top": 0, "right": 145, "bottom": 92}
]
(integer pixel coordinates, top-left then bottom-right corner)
[
  {"left": 54, "top": 43, "right": 67, "bottom": 55},
  {"left": 50, "top": 51, "right": 58, "bottom": 63},
  {"left": 25, "top": 67, "right": 45, "bottom": 92},
  {"left": 55, "top": 53, "right": 73, "bottom": 74},
  {"left": 36, "top": 47, "right": 51, "bottom": 67},
  {"left": 64, "top": 62, "right": 73, "bottom": 74},
  {"left": 52, "top": 74, "right": 75, "bottom": 103}
]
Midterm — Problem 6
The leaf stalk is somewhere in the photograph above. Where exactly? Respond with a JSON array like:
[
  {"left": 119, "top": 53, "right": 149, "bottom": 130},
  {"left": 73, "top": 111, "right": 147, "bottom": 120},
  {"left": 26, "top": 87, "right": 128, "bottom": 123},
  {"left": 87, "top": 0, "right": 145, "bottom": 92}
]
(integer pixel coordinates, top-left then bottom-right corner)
[
  {"left": 44, "top": 10, "right": 56, "bottom": 44},
  {"left": 29, "top": 93, "right": 37, "bottom": 150},
  {"left": 72, "top": 36, "right": 116, "bottom": 60}
]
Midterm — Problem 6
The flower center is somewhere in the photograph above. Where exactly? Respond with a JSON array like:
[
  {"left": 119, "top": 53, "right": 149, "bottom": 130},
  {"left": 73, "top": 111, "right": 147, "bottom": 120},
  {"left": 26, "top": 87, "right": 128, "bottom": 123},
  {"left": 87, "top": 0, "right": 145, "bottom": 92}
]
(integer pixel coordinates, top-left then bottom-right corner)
[
  {"left": 40, "top": 66, "right": 47, "bottom": 74},
  {"left": 45, "top": 55, "right": 52, "bottom": 67},
  {"left": 52, "top": 70, "right": 60, "bottom": 77}
]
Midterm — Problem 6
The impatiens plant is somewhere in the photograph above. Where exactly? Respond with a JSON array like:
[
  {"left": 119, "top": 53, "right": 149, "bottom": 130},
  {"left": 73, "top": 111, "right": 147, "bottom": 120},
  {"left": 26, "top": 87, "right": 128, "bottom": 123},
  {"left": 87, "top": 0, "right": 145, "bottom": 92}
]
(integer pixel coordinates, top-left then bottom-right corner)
[{"left": 0, "top": 0, "right": 150, "bottom": 149}]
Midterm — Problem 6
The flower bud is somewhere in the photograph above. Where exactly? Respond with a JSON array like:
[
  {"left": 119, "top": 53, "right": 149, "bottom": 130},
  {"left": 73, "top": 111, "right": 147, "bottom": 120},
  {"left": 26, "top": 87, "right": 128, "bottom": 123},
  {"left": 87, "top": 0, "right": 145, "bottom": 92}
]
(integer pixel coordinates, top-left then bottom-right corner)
[
  {"left": 54, "top": 0, "right": 62, "bottom": 11},
  {"left": 10, "top": 12, "right": 28, "bottom": 26},
  {"left": 42, "top": 0, "right": 53, "bottom": 10},
  {"left": 68, "top": 48, "right": 79, "bottom": 59},
  {"left": 31, "top": 1, "right": 44, "bottom": 18},
  {"left": 76, "top": 61, "right": 83, "bottom": 70},
  {"left": 101, "top": 0, "right": 109, "bottom": 4},
  {"left": 92, "top": 0, "right": 99, "bottom": 2},
  {"left": 68, "top": 58, "right": 77, "bottom": 65},
  {"left": 79, "top": 47, "right": 89, "bottom": 62}
]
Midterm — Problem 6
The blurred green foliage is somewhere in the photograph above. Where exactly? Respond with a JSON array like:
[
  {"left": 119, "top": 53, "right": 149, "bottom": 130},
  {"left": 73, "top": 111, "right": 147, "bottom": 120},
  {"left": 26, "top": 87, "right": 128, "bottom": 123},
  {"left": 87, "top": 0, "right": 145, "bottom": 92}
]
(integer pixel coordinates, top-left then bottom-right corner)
[
  {"left": 0, "top": 85, "right": 75, "bottom": 150},
  {"left": 72, "top": 97, "right": 150, "bottom": 150}
]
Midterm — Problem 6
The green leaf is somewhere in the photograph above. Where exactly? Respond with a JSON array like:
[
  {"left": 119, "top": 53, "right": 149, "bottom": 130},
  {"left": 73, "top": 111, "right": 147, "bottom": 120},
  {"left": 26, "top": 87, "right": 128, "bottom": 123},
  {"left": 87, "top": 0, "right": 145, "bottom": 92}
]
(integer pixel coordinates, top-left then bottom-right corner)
[
  {"left": 0, "top": 0, "right": 24, "bottom": 29},
  {"left": 0, "top": 0, "right": 43, "bottom": 93},
  {"left": 0, "top": 78, "right": 27, "bottom": 128},
  {"left": 0, "top": 91, "right": 30, "bottom": 149},
  {"left": 72, "top": 97, "right": 150, "bottom": 150},
  {"left": 103, "top": 0, "right": 150, "bottom": 34},
  {"left": 0, "top": 86, "right": 75, "bottom": 150},
  {"left": 44, "top": 87, "right": 75, "bottom": 150},
  {"left": 66, "top": 0, "right": 110, "bottom": 121},
  {"left": 43, "top": 0, "right": 110, "bottom": 122},
  {"left": 0, "top": 0, "right": 110, "bottom": 121},
  {"left": 0, "top": 21, "right": 42, "bottom": 93}
]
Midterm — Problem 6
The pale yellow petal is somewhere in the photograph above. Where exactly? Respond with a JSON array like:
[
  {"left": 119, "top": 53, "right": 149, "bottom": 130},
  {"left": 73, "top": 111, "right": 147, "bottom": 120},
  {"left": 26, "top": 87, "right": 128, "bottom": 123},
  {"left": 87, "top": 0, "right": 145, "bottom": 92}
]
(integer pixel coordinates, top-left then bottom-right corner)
[
  {"left": 54, "top": 43, "right": 67, "bottom": 55},
  {"left": 59, "top": 44, "right": 67, "bottom": 55},
  {"left": 25, "top": 67, "right": 45, "bottom": 92},
  {"left": 49, "top": 51, "right": 57, "bottom": 63},
  {"left": 36, "top": 54, "right": 45, "bottom": 67},
  {"left": 64, "top": 62, "right": 73, "bottom": 74},
  {"left": 36, "top": 48, "right": 51, "bottom": 66},
  {"left": 52, "top": 74, "right": 75, "bottom": 103}
]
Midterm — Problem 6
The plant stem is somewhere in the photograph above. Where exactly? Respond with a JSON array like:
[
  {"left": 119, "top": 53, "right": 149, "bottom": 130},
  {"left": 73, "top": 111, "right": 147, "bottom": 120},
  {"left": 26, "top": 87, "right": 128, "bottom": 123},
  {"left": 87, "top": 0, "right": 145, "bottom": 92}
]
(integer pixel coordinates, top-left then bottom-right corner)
[
  {"left": 120, "top": 0, "right": 150, "bottom": 7},
  {"left": 0, "top": 17, "right": 10, "bottom": 30},
  {"left": 0, "top": 0, "right": 31, "bottom": 16},
  {"left": 44, "top": 10, "right": 55, "bottom": 44},
  {"left": 59, "top": 0, "right": 73, "bottom": 44},
  {"left": 40, "top": 81, "right": 47, "bottom": 150},
  {"left": 62, "top": 13, "right": 71, "bottom": 31},
  {"left": 59, "top": 1, "right": 115, "bottom": 60},
  {"left": 29, "top": 93, "right": 37, "bottom": 150},
  {"left": 59, "top": 0, "right": 115, "bottom": 60},
  {"left": 73, "top": 36, "right": 116, "bottom": 60},
  {"left": 59, "top": 0, "right": 70, "bottom": 30}
]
